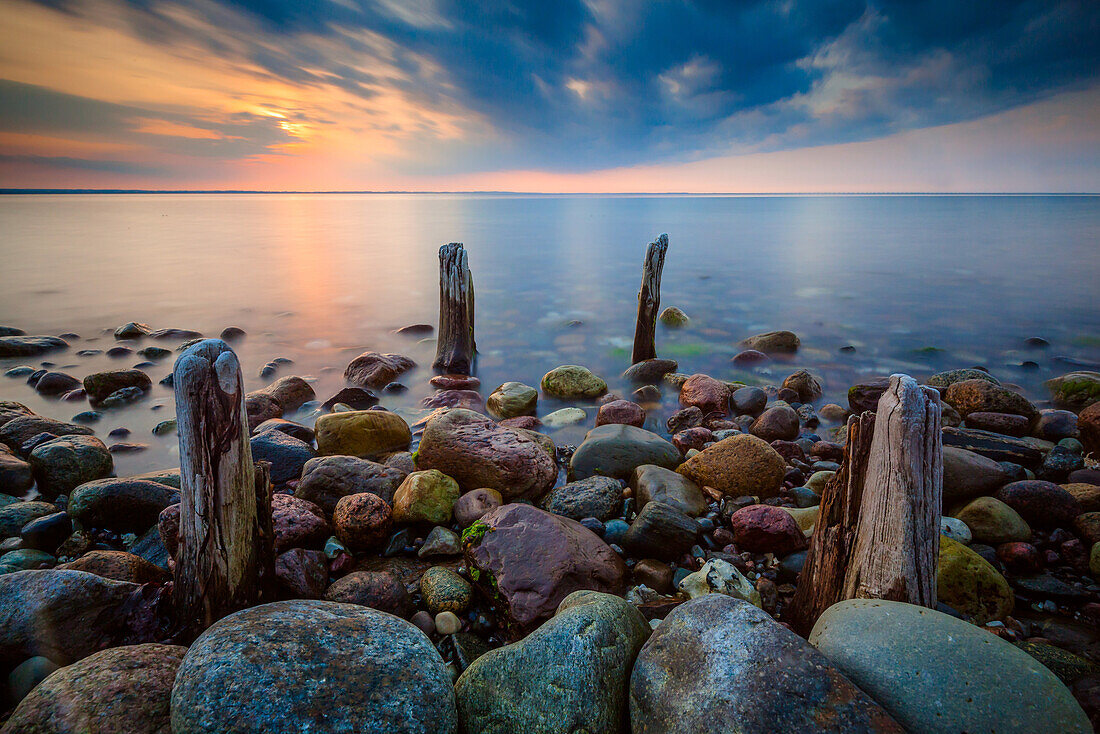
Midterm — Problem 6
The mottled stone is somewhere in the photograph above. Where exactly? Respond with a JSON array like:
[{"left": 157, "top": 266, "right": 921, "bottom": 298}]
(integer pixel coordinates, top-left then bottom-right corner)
[
  {"left": 170, "top": 600, "right": 456, "bottom": 733},
  {"left": 677, "top": 434, "right": 785, "bottom": 498},
  {"left": 333, "top": 492, "right": 392, "bottom": 550},
  {"left": 295, "top": 455, "right": 407, "bottom": 514},
  {"left": 69, "top": 478, "right": 179, "bottom": 533},
  {"left": 540, "top": 365, "right": 607, "bottom": 399},
  {"left": 314, "top": 410, "right": 411, "bottom": 459},
  {"left": 343, "top": 352, "right": 416, "bottom": 389},
  {"left": 630, "top": 464, "right": 708, "bottom": 517},
  {"left": 323, "top": 571, "right": 413, "bottom": 618},
  {"left": 937, "top": 537, "right": 1013, "bottom": 624},
  {"left": 540, "top": 476, "right": 623, "bottom": 522},
  {"left": 28, "top": 435, "right": 113, "bottom": 498},
  {"left": 59, "top": 550, "right": 169, "bottom": 584}
]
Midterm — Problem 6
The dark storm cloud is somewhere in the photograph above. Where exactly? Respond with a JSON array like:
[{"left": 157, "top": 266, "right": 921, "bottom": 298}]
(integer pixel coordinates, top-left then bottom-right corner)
[{"left": 14, "top": 0, "right": 1100, "bottom": 173}]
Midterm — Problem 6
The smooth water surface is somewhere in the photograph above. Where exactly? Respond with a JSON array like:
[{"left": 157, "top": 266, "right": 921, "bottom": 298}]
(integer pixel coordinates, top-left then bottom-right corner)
[{"left": 1, "top": 194, "right": 1098, "bottom": 475}]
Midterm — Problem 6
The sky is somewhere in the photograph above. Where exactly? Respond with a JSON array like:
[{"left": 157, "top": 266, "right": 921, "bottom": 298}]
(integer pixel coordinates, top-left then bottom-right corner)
[{"left": 0, "top": 0, "right": 1098, "bottom": 192}]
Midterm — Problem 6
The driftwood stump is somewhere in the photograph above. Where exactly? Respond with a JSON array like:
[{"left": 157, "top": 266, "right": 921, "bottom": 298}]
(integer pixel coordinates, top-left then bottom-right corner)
[
  {"left": 433, "top": 242, "right": 476, "bottom": 375},
  {"left": 173, "top": 339, "right": 275, "bottom": 630},
  {"left": 631, "top": 234, "right": 668, "bottom": 364},
  {"left": 785, "top": 373, "right": 942, "bottom": 635}
]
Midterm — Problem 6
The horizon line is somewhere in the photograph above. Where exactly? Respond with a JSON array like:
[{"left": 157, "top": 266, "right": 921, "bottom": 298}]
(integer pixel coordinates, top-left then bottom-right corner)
[{"left": 1, "top": 189, "right": 1098, "bottom": 196}]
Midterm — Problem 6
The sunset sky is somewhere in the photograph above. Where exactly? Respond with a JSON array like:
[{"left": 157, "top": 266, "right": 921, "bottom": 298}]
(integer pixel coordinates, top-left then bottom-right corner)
[{"left": 1, "top": 0, "right": 1098, "bottom": 192}]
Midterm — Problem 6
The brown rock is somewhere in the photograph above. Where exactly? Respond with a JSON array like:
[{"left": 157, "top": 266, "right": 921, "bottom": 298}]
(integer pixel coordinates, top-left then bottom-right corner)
[
  {"left": 633, "top": 559, "right": 674, "bottom": 594},
  {"left": 679, "top": 374, "right": 730, "bottom": 416},
  {"left": 1080, "top": 401, "right": 1100, "bottom": 455},
  {"left": 463, "top": 504, "right": 625, "bottom": 635},
  {"left": 782, "top": 369, "right": 822, "bottom": 403},
  {"left": 666, "top": 406, "right": 704, "bottom": 434},
  {"left": 630, "top": 464, "right": 708, "bottom": 517},
  {"left": 678, "top": 434, "right": 786, "bottom": 498},
  {"left": 1063, "top": 483, "right": 1100, "bottom": 513},
  {"left": 671, "top": 427, "right": 713, "bottom": 454},
  {"left": 847, "top": 377, "right": 891, "bottom": 414},
  {"left": 343, "top": 352, "right": 416, "bottom": 389},
  {"left": 739, "top": 330, "right": 800, "bottom": 354},
  {"left": 244, "top": 392, "right": 283, "bottom": 433},
  {"left": 420, "top": 389, "right": 484, "bottom": 410},
  {"left": 453, "top": 488, "right": 503, "bottom": 528},
  {"left": 333, "top": 492, "right": 392, "bottom": 551},
  {"left": 430, "top": 374, "right": 481, "bottom": 390},
  {"left": 622, "top": 359, "right": 678, "bottom": 383},
  {"left": 249, "top": 375, "right": 316, "bottom": 413}
]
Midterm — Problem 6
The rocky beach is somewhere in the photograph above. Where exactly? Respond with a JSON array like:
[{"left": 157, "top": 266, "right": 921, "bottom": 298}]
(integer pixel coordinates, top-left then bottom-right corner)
[{"left": 0, "top": 315, "right": 1098, "bottom": 732}]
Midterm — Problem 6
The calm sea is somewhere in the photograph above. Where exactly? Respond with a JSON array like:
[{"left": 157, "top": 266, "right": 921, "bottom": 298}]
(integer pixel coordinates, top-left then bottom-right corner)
[{"left": 1, "top": 194, "right": 1098, "bottom": 475}]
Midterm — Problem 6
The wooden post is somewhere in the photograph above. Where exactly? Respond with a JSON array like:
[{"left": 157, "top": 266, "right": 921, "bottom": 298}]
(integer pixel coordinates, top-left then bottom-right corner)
[
  {"left": 631, "top": 234, "right": 668, "bottom": 364},
  {"left": 173, "top": 339, "right": 275, "bottom": 631},
  {"left": 785, "top": 373, "right": 942, "bottom": 635},
  {"left": 433, "top": 243, "right": 476, "bottom": 375}
]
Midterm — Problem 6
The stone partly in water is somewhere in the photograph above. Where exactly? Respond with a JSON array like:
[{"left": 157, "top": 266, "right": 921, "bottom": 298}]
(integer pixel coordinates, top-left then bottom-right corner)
[
  {"left": 569, "top": 424, "right": 680, "bottom": 482},
  {"left": 540, "top": 476, "right": 623, "bottom": 522},
  {"left": 82, "top": 369, "right": 152, "bottom": 404},
  {"left": 4, "top": 643, "right": 186, "bottom": 733},
  {"left": 622, "top": 359, "right": 678, "bottom": 383},
  {"left": 463, "top": 504, "right": 626, "bottom": 635},
  {"left": 540, "top": 365, "right": 608, "bottom": 400},
  {"left": 927, "top": 368, "right": 1000, "bottom": 389},
  {"left": 937, "top": 536, "right": 1013, "bottom": 624},
  {"left": 170, "top": 600, "right": 457, "bottom": 733},
  {"left": 314, "top": 410, "right": 412, "bottom": 459},
  {"left": 343, "top": 352, "right": 416, "bottom": 389},
  {"left": 0, "top": 569, "right": 139, "bottom": 664},
  {"left": 676, "top": 434, "right": 785, "bottom": 498},
  {"left": 28, "top": 435, "right": 113, "bottom": 498},
  {"left": 782, "top": 369, "right": 823, "bottom": 403},
  {"left": 295, "top": 455, "right": 407, "bottom": 513},
  {"left": 809, "top": 598, "right": 1091, "bottom": 734},
  {"left": 0, "top": 445, "right": 33, "bottom": 495},
  {"left": 417, "top": 409, "right": 556, "bottom": 500},
  {"left": 0, "top": 336, "right": 68, "bottom": 359},
  {"left": 485, "top": 382, "right": 538, "bottom": 419},
  {"left": 630, "top": 594, "right": 901, "bottom": 734},
  {"left": 456, "top": 591, "right": 649, "bottom": 734},
  {"left": 944, "top": 379, "right": 1039, "bottom": 423},
  {"left": 749, "top": 404, "right": 800, "bottom": 442},
  {"left": 950, "top": 496, "right": 1031, "bottom": 545}
]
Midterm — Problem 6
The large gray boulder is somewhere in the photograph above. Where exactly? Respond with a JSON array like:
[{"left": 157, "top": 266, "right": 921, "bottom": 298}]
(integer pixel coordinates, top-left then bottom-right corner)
[
  {"left": 809, "top": 599, "right": 1091, "bottom": 734},
  {"left": 630, "top": 594, "right": 902, "bottom": 734},
  {"left": 295, "top": 455, "right": 407, "bottom": 513},
  {"left": 456, "top": 591, "right": 649, "bottom": 734},
  {"left": 69, "top": 478, "right": 180, "bottom": 533},
  {"left": 170, "top": 599, "right": 456, "bottom": 733}
]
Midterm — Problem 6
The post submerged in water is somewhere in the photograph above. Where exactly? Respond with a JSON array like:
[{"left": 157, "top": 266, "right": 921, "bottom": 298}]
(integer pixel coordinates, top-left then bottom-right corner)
[
  {"left": 172, "top": 338, "right": 275, "bottom": 631},
  {"left": 631, "top": 234, "right": 668, "bottom": 364},
  {"left": 433, "top": 242, "right": 477, "bottom": 375}
]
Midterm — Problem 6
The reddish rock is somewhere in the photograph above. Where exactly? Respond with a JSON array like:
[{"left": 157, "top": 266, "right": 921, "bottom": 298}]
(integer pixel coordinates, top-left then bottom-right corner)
[
  {"left": 158, "top": 503, "right": 180, "bottom": 557},
  {"left": 463, "top": 503, "right": 626, "bottom": 635},
  {"left": 595, "top": 400, "right": 646, "bottom": 428},
  {"left": 728, "top": 505, "right": 807, "bottom": 556},
  {"left": 996, "top": 542, "right": 1043, "bottom": 575},
  {"left": 332, "top": 492, "right": 392, "bottom": 551},
  {"left": 672, "top": 427, "right": 713, "bottom": 454},
  {"left": 1080, "top": 402, "right": 1100, "bottom": 456},
  {"left": 776, "top": 388, "right": 800, "bottom": 404},
  {"left": 848, "top": 377, "right": 891, "bottom": 414},
  {"left": 276, "top": 548, "right": 329, "bottom": 599},
  {"left": 430, "top": 374, "right": 481, "bottom": 390},
  {"left": 251, "top": 376, "right": 316, "bottom": 413},
  {"left": 419, "top": 389, "right": 483, "bottom": 410},
  {"left": 812, "top": 441, "right": 844, "bottom": 462},
  {"left": 770, "top": 440, "right": 806, "bottom": 463},
  {"left": 323, "top": 571, "right": 413, "bottom": 618},
  {"left": 343, "top": 352, "right": 416, "bottom": 389},
  {"left": 244, "top": 392, "right": 282, "bottom": 433},
  {"left": 965, "top": 412, "right": 1030, "bottom": 437},
  {"left": 995, "top": 480, "right": 1082, "bottom": 528},
  {"left": 666, "top": 406, "right": 704, "bottom": 434},
  {"left": 272, "top": 493, "right": 331, "bottom": 552},
  {"left": 750, "top": 405, "right": 800, "bottom": 442},
  {"left": 633, "top": 558, "right": 674, "bottom": 594},
  {"left": 417, "top": 409, "right": 557, "bottom": 500},
  {"left": 679, "top": 374, "right": 730, "bottom": 416}
]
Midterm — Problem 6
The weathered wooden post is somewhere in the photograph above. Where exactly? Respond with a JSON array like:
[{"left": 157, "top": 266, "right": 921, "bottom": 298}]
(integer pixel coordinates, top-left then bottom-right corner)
[
  {"left": 433, "top": 242, "right": 476, "bottom": 375},
  {"left": 173, "top": 339, "right": 275, "bottom": 630},
  {"left": 631, "top": 234, "right": 668, "bottom": 364},
  {"left": 786, "top": 374, "right": 942, "bottom": 635}
]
